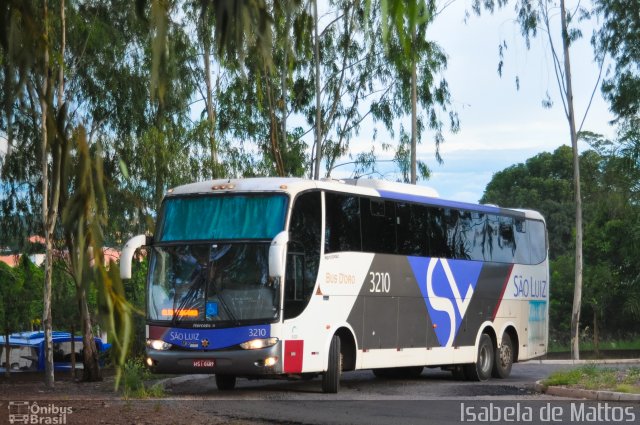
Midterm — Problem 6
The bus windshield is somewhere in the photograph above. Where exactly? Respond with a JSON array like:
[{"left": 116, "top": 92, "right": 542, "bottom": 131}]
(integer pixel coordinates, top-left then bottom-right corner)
[
  {"left": 157, "top": 194, "right": 288, "bottom": 242},
  {"left": 148, "top": 243, "right": 279, "bottom": 323}
]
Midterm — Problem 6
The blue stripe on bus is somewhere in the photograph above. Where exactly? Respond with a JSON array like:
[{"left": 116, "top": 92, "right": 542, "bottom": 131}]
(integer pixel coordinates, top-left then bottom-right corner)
[
  {"left": 159, "top": 324, "right": 270, "bottom": 350},
  {"left": 376, "top": 189, "right": 523, "bottom": 216}
]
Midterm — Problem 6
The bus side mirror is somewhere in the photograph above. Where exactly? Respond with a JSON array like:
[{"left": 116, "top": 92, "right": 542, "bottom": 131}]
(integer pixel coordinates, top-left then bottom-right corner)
[
  {"left": 269, "top": 231, "right": 289, "bottom": 279},
  {"left": 120, "top": 235, "right": 151, "bottom": 279}
]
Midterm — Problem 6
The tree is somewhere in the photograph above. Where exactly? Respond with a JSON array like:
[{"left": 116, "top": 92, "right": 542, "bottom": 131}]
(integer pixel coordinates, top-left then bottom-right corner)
[
  {"left": 0, "top": 260, "right": 36, "bottom": 377},
  {"left": 377, "top": 0, "right": 458, "bottom": 184},
  {"left": 482, "top": 143, "right": 640, "bottom": 347},
  {"left": 593, "top": 0, "right": 640, "bottom": 122},
  {"left": 0, "top": 0, "right": 136, "bottom": 386},
  {"left": 471, "top": 0, "right": 600, "bottom": 360}
]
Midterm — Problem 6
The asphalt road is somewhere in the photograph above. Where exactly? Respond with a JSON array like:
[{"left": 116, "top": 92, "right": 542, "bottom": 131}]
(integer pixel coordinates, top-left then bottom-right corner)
[
  {"left": 154, "top": 361, "right": 640, "bottom": 425},
  {"left": 160, "top": 361, "right": 581, "bottom": 400}
]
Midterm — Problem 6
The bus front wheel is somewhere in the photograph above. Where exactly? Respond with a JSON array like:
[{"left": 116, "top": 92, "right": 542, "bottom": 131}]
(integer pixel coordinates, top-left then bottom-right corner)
[
  {"left": 215, "top": 374, "right": 237, "bottom": 391},
  {"left": 464, "top": 333, "right": 494, "bottom": 381},
  {"left": 322, "top": 335, "right": 342, "bottom": 393}
]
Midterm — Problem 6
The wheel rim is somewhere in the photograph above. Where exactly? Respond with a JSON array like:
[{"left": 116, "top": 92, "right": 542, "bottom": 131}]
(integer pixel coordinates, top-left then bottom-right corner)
[
  {"left": 479, "top": 344, "right": 491, "bottom": 372},
  {"left": 500, "top": 344, "right": 512, "bottom": 368}
]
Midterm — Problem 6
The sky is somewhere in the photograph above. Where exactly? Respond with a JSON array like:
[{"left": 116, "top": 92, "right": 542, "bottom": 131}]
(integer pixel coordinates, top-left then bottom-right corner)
[
  {"left": 1, "top": 1, "right": 615, "bottom": 207},
  {"left": 331, "top": 0, "right": 615, "bottom": 204}
]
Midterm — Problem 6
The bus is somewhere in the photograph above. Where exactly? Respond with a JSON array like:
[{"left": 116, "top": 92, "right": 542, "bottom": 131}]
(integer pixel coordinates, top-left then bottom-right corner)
[{"left": 120, "top": 177, "right": 548, "bottom": 393}]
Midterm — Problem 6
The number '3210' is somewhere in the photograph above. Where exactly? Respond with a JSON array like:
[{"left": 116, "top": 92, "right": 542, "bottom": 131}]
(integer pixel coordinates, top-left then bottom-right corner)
[{"left": 369, "top": 272, "right": 391, "bottom": 293}]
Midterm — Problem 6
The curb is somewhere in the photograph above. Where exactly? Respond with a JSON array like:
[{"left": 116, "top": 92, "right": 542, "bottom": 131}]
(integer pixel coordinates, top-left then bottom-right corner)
[{"left": 535, "top": 380, "right": 640, "bottom": 402}]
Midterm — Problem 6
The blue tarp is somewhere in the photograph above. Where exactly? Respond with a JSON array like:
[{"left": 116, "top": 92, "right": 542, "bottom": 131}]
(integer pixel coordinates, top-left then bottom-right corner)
[{"left": 0, "top": 331, "right": 110, "bottom": 372}]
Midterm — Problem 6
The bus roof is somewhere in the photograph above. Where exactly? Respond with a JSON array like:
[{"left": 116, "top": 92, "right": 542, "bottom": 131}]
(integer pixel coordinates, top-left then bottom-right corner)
[{"left": 167, "top": 177, "right": 544, "bottom": 221}]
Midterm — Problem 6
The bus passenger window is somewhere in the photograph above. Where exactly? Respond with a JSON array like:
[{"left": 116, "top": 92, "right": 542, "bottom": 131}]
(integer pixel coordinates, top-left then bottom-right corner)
[
  {"left": 528, "top": 220, "right": 547, "bottom": 264},
  {"left": 361, "top": 198, "right": 396, "bottom": 254},
  {"left": 514, "top": 218, "right": 530, "bottom": 264},
  {"left": 427, "top": 208, "right": 449, "bottom": 258},
  {"left": 325, "top": 193, "right": 361, "bottom": 253}
]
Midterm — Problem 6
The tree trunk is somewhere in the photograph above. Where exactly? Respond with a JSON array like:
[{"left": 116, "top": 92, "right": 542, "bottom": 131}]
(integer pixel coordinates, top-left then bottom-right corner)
[
  {"left": 4, "top": 330, "right": 10, "bottom": 378},
  {"left": 410, "top": 27, "right": 418, "bottom": 185},
  {"left": 280, "top": 7, "right": 290, "bottom": 176},
  {"left": 264, "top": 66, "right": 285, "bottom": 176},
  {"left": 58, "top": 0, "right": 65, "bottom": 108},
  {"left": 313, "top": 0, "right": 322, "bottom": 180},
  {"left": 41, "top": 0, "right": 55, "bottom": 389},
  {"left": 560, "top": 0, "right": 583, "bottom": 361},
  {"left": 202, "top": 19, "right": 218, "bottom": 178},
  {"left": 593, "top": 309, "right": 600, "bottom": 359},
  {"left": 70, "top": 323, "right": 76, "bottom": 379},
  {"left": 79, "top": 285, "right": 101, "bottom": 382}
]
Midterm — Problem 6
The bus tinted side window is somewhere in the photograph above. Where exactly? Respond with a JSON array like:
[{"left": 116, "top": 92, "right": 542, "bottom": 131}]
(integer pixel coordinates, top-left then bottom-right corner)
[
  {"left": 528, "top": 220, "right": 547, "bottom": 264},
  {"left": 513, "top": 219, "right": 530, "bottom": 264},
  {"left": 325, "top": 192, "right": 362, "bottom": 253},
  {"left": 427, "top": 207, "right": 450, "bottom": 258},
  {"left": 396, "top": 203, "right": 428, "bottom": 256},
  {"left": 361, "top": 198, "right": 396, "bottom": 254},
  {"left": 285, "top": 191, "right": 321, "bottom": 319}
]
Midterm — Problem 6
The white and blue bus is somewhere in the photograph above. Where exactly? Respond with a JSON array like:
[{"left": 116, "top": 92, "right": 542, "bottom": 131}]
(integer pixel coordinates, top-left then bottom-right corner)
[{"left": 120, "top": 177, "right": 548, "bottom": 393}]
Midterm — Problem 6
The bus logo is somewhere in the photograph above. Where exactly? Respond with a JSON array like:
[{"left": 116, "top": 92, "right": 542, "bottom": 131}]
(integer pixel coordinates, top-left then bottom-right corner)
[
  {"left": 409, "top": 257, "right": 483, "bottom": 348},
  {"left": 8, "top": 401, "right": 29, "bottom": 424}
]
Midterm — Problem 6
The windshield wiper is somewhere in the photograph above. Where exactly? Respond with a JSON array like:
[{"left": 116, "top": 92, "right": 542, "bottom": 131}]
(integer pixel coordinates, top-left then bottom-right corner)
[{"left": 215, "top": 292, "right": 237, "bottom": 322}]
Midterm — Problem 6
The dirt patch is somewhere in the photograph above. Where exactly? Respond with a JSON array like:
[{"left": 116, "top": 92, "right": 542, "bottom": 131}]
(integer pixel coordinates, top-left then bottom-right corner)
[{"left": 0, "top": 372, "right": 237, "bottom": 425}]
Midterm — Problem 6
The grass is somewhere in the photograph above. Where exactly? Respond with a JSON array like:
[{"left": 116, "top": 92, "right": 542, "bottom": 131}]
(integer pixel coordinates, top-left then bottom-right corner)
[
  {"left": 121, "top": 358, "right": 166, "bottom": 399},
  {"left": 548, "top": 337, "right": 640, "bottom": 353},
  {"left": 544, "top": 366, "right": 640, "bottom": 394}
]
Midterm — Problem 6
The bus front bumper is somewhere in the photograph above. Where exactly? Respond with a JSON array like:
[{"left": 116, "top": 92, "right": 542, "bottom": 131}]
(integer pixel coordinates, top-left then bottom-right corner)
[{"left": 145, "top": 342, "right": 282, "bottom": 375}]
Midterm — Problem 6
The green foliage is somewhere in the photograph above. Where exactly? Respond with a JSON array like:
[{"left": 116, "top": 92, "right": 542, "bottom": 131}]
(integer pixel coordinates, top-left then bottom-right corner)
[
  {"left": 594, "top": 0, "right": 640, "bottom": 121},
  {"left": 121, "top": 358, "right": 165, "bottom": 399},
  {"left": 545, "top": 366, "right": 640, "bottom": 393},
  {"left": 482, "top": 140, "right": 640, "bottom": 345},
  {"left": 0, "top": 261, "right": 25, "bottom": 334},
  {"left": 373, "top": 0, "right": 459, "bottom": 179},
  {"left": 125, "top": 259, "right": 148, "bottom": 358}
]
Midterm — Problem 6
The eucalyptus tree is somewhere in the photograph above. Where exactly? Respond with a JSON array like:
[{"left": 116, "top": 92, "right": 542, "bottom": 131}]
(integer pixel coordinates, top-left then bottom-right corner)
[
  {"left": 315, "top": 0, "right": 388, "bottom": 178},
  {"left": 593, "top": 0, "right": 640, "bottom": 122},
  {"left": 471, "top": 0, "right": 601, "bottom": 360},
  {"left": 0, "top": 0, "right": 145, "bottom": 385},
  {"left": 376, "top": 0, "right": 459, "bottom": 184},
  {"left": 215, "top": 0, "right": 311, "bottom": 178},
  {"left": 0, "top": 262, "right": 27, "bottom": 378}
]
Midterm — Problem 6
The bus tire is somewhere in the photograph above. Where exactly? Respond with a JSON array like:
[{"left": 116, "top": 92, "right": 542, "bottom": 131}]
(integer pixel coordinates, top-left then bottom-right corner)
[
  {"left": 322, "top": 335, "right": 341, "bottom": 393},
  {"left": 492, "top": 333, "right": 514, "bottom": 379},
  {"left": 464, "top": 333, "right": 494, "bottom": 381},
  {"left": 215, "top": 374, "right": 236, "bottom": 391}
]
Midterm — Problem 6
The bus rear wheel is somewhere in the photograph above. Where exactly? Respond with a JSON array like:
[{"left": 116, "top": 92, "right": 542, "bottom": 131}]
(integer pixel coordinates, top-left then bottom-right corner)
[
  {"left": 322, "top": 335, "right": 342, "bottom": 393},
  {"left": 215, "top": 374, "right": 237, "bottom": 391},
  {"left": 464, "top": 333, "right": 494, "bottom": 381},
  {"left": 492, "top": 333, "right": 514, "bottom": 379}
]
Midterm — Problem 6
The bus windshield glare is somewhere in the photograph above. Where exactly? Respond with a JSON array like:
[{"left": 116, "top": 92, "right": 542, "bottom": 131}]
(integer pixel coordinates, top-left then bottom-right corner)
[{"left": 148, "top": 243, "right": 278, "bottom": 322}]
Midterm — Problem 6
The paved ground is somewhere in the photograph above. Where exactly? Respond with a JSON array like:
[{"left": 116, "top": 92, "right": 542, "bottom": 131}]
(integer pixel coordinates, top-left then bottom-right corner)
[
  {"left": 1, "top": 361, "right": 639, "bottom": 425},
  {"left": 159, "top": 361, "right": 572, "bottom": 400}
]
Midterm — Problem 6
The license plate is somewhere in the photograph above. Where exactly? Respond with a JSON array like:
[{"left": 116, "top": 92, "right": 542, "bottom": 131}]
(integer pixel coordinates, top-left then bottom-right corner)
[{"left": 193, "top": 359, "right": 215, "bottom": 368}]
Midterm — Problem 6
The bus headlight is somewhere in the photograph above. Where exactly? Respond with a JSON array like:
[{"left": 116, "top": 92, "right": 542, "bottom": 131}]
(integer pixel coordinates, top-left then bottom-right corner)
[
  {"left": 147, "top": 339, "right": 172, "bottom": 351},
  {"left": 240, "top": 338, "right": 278, "bottom": 350}
]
